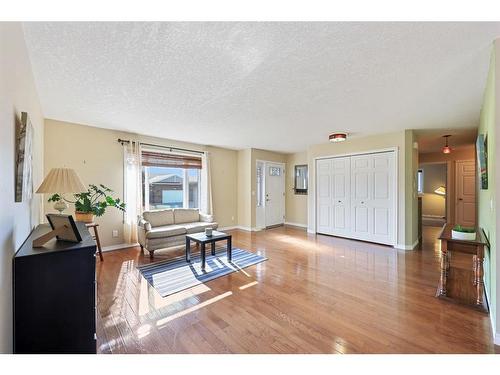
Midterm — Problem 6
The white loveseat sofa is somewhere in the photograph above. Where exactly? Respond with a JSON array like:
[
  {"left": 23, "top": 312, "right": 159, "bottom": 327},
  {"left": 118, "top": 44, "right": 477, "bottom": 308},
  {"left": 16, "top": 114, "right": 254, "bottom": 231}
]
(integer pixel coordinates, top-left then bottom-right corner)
[{"left": 138, "top": 208, "right": 218, "bottom": 258}]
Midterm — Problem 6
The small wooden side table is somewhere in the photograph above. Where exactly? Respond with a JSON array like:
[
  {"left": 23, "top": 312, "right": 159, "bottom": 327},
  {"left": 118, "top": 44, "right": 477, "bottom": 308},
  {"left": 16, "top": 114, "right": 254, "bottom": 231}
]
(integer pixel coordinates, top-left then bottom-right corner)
[
  {"left": 85, "top": 223, "right": 103, "bottom": 261},
  {"left": 436, "top": 224, "right": 488, "bottom": 312}
]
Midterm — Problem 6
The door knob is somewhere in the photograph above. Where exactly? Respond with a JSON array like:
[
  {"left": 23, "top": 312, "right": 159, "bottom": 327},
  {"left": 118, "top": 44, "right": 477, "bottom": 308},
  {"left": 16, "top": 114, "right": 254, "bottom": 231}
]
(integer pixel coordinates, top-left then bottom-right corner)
[{"left": 458, "top": 198, "right": 463, "bottom": 201}]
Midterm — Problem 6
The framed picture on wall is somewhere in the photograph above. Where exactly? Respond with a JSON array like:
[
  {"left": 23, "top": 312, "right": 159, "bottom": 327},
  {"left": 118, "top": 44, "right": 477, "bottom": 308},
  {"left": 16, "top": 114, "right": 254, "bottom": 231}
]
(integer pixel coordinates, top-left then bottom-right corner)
[
  {"left": 15, "top": 111, "right": 34, "bottom": 202},
  {"left": 476, "top": 133, "right": 488, "bottom": 190}
]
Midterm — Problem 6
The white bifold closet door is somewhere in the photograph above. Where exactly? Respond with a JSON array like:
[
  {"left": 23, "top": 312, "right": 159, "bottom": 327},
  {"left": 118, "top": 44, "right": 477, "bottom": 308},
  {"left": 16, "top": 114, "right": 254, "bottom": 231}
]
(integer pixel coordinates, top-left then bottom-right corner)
[
  {"left": 317, "top": 157, "right": 351, "bottom": 237},
  {"left": 316, "top": 151, "right": 395, "bottom": 246}
]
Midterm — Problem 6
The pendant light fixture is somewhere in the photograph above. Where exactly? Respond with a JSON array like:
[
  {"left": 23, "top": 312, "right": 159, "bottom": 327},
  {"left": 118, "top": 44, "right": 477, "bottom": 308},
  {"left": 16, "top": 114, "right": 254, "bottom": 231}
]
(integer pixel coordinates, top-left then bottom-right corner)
[
  {"left": 442, "top": 135, "right": 452, "bottom": 154},
  {"left": 329, "top": 133, "right": 347, "bottom": 142}
]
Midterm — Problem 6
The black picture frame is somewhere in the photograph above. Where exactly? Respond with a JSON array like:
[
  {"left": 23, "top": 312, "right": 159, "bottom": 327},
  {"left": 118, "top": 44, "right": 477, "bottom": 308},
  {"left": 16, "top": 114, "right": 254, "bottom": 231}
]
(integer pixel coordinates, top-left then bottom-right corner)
[{"left": 46, "top": 214, "right": 82, "bottom": 243}]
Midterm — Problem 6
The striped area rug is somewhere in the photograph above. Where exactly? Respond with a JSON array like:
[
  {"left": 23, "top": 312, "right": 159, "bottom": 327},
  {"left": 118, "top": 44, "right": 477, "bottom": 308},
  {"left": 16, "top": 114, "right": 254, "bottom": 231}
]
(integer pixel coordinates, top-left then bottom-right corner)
[{"left": 137, "top": 248, "right": 267, "bottom": 297}]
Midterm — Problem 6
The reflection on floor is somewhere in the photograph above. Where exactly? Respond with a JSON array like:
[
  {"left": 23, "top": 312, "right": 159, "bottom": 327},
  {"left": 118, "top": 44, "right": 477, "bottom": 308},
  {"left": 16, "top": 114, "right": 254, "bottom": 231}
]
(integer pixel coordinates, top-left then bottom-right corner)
[{"left": 96, "top": 225, "right": 498, "bottom": 353}]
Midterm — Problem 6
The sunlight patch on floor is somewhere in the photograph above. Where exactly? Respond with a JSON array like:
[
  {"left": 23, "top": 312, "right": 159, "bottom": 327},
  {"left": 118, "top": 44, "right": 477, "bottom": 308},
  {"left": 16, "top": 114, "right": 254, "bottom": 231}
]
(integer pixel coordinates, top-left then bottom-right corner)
[
  {"left": 138, "top": 279, "right": 212, "bottom": 316},
  {"left": 156, "top": 291, "right": 233, "bottom": 328},
  {"left": 239, "top": 281, "right": 258, "bottom": 290}
]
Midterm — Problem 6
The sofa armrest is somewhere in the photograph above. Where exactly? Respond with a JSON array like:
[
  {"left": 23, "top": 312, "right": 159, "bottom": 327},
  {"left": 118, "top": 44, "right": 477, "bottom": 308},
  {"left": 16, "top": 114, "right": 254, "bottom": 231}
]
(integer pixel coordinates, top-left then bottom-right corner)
[
  {"left": 199, "top": 213, "right": 213, "bottom": 223},
  {"left": 137, "top": 216, "right": 152, "bottom": 231}
]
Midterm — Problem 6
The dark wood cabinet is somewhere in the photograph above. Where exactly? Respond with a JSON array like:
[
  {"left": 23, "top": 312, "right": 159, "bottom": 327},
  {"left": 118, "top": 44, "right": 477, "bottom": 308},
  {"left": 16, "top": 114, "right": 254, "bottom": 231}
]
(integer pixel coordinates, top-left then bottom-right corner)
[
  {"left": 436, "top": 224, "right": 488, "bottom": 313},
  {"left": 13, "top": 222, "right": 97, "bottom": 353}
]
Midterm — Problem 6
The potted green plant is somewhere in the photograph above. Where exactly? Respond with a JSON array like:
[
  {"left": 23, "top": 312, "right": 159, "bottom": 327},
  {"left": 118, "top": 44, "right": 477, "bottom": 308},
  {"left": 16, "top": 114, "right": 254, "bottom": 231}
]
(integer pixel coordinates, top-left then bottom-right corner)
[
  {"left": 49, "top": 184, "right": 126, "bottom": 223},
  {"left": 451, "top": 224, "right": 476, "bottom": 241}
]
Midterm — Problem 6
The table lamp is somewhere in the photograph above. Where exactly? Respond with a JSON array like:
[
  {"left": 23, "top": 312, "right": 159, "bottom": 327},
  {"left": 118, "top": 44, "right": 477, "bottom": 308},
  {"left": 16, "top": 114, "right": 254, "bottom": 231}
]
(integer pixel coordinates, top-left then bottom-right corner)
[
  {"left": 434, "top": 186, "right": 446, "bottom": 196},
  {"left": 35, "top": 168, "right": 86, "bottom": 213}
]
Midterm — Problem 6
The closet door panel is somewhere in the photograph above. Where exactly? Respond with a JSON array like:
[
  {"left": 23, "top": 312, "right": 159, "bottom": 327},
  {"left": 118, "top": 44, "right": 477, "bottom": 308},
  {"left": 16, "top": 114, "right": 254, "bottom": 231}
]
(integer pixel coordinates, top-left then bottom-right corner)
[
  {"left": 370, "top": 152, "right": 395, "bottom": 244},
  {"left": 350, "top": 155, "right": 372, "bottom": 241},
  {"left": 316, "top": 159, "right": 333, "bottom": 234},
  {"left": 331, "top": 157, "right": 351, "bottom": 235}
]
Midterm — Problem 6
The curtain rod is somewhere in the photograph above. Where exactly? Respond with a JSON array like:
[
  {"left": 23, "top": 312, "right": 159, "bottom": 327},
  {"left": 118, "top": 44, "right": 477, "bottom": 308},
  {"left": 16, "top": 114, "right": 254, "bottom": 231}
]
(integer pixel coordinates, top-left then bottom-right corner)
[{"left": 117, "top": 138, "right": 205, "bottom": 155}]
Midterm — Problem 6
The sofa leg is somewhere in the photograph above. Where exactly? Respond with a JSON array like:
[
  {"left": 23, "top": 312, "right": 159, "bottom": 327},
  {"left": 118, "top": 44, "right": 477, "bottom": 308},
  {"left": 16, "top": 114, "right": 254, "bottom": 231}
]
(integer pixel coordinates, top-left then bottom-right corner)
[
  {"left": 149, "top": 250, "right": 154, "bottom": 259},
  {"left": 140, "top": 244, "right": 144, "bottom": 253}
]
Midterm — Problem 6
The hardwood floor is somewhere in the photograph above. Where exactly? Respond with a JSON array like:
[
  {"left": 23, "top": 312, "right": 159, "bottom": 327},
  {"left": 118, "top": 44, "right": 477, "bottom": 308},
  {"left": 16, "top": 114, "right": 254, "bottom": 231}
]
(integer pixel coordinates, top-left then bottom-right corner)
[{"left": 96, "top": 225, "right": 498, "bottom": 354}]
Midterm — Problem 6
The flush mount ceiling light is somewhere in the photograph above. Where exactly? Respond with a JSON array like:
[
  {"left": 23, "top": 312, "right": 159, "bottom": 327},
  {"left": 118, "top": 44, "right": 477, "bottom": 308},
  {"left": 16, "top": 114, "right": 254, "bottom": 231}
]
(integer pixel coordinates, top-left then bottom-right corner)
[
  {"left": 442, "top": 134, "right": 452, "bottom": 154},
  {"left": 329, "top": 133, "right": 348, "bottom": 142}
]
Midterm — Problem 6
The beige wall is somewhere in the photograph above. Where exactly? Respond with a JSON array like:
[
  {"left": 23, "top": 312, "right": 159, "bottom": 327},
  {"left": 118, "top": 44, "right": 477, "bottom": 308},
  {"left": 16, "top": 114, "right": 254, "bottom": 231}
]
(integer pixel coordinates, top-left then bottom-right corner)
[
  {"left": 236, "top": 148, "right": 288, "bottom": 229},
  {"left": 44, "top": 119, "right": 238, "bottom": 247},
  {"left": 419, "top": 144, "right": 475, "bottom": 224},
  {"left": 237, "top": 149, "right": 252, "bottom": 229},
  {"left": 405, "top": 130, "right": 419, "bottom": 246},
  {"left": 306, "top": 130, "right": 418, "bottom": 249},
  {"left": 285, "top": 152, "right": 308, "bottom": 226},
  {"left": 0, "top": 23, "right": 45, "bottom": 353}
]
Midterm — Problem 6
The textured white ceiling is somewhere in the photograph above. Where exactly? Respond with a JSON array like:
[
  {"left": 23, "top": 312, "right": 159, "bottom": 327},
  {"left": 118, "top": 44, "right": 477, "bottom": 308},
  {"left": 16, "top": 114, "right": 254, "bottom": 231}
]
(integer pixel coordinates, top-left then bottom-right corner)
[{"left": 23, "top": 22, "right": 500, "bottom": 153}]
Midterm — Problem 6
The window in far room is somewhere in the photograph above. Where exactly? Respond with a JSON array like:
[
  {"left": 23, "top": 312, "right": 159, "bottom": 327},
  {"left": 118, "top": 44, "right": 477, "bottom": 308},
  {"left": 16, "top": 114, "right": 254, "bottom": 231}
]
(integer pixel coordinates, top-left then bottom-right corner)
[
  {"left": 141, "top": 150, "right": 201, "bottom": 210},
  {"left": 417, "top": 169, "right": 424, "bottom": 194}
]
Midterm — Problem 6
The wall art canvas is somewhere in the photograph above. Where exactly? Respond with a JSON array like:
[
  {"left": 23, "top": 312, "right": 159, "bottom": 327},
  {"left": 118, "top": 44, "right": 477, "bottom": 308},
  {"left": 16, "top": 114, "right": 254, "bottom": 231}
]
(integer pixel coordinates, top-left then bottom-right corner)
[
  {"left": 15, "top": 111, "right": 33, "bottom": 202},
  {"left": 476, "top": 133, "right": 488, "bottom": 190}
]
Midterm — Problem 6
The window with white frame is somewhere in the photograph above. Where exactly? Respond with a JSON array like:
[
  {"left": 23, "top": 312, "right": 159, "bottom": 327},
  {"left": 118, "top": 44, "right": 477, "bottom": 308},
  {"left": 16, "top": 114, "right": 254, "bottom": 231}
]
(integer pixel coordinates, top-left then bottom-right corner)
[
  {"left": 141, "top": 150, "right": 201, "bottom": 210},
  {"left": 417, "top": 169, "right": 424, "bottom": 194}
]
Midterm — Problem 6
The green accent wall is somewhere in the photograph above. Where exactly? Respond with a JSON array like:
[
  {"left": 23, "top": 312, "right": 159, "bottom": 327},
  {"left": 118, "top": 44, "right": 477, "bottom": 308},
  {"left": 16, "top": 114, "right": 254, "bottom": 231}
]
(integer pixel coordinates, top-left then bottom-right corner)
[{"left": 478, "top": 46, "right": 497, "bottom": 335}]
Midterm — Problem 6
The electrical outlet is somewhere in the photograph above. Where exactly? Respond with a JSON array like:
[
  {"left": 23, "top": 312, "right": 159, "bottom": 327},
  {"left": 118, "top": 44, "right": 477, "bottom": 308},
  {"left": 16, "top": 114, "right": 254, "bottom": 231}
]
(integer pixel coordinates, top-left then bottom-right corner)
[
  {"left": 231, "top": 216, "right": 234, "bottom": 221},
  {"left": 112, "top": 230, "right": 119, "bottom": 238}
]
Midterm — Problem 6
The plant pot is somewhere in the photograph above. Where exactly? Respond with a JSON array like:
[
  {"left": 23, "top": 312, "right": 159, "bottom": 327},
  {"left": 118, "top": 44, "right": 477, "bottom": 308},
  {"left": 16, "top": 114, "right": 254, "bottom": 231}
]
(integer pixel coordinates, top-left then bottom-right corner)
[
  {"left": 75, "top": 211, "right": 95, "bottom": 223},
  {"left": 451, "top": 230, "right": 476, "bottom": 241}
]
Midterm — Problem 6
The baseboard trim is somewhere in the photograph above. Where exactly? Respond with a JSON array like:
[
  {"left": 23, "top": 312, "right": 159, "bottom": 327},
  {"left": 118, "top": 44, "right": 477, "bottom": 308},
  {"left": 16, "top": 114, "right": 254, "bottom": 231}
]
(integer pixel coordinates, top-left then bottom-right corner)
[
  {"left": 394, "top": 239, "right": 419, "bottom": 251},
  {"left": 307, "top": 229, "right": 316, "bottom": 234},
  {"left": 101, "top": 242, "right": 139, "bottom": 252},
  {"left": 219, "top": 226, "right": 261, "bottom": 232},
  {"left": 484, "top": 285, "right": 498, "bottom": 344},
  {"left": 284, "top": 221, "right": 308, "bottom": 229},
  {"left": 218, "top": 226, "right": 239, "bottom": 231}
]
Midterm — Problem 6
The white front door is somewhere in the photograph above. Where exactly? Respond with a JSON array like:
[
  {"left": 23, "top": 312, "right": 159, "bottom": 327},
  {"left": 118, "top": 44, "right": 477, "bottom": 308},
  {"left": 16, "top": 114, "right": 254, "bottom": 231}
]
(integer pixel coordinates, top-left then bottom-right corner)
[
  {"left": 265, "top": 162, "right": 285, "bottom": 227},
  {"left": 455, "top": 160, "right": 476, "bottom": 227}
]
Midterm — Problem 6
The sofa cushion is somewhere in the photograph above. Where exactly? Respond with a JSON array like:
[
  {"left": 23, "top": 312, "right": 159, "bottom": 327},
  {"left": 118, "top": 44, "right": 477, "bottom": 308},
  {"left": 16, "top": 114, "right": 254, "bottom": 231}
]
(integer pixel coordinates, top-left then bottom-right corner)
[
  {"left": 183, "top": 221, "right": 218, "bottom": 234},
  {"left": 173, "top": 208, "right": 200, "bottom": 224},
  {"left": 143, "top": 209, "right": 174, "bottom": 227},
  {"left": 146, "top": 225, "right": 186, "bottom": 239}
]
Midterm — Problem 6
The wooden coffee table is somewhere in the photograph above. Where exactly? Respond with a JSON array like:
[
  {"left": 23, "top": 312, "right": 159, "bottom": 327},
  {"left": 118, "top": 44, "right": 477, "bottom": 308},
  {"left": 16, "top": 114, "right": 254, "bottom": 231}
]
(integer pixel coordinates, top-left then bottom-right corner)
[{"left": 185, "top": 230, "right": 232, "bottom": 271}]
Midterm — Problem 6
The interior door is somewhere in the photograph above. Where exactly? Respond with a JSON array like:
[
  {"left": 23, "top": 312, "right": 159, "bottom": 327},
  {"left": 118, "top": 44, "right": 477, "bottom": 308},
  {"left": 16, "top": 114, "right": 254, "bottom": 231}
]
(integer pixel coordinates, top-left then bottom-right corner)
[
  {"left": 350, "top": 151, "right": 395, "bottom": 245},
  {"left": 316, "top": 159, "right": 333, "bottom": 234},
  {"left": 370, "top": 153, "right": 395, "bottom": 244},
  {"left": 455, "top": 160, "right": 476, "bottom": 227},
  {"left": 316, "top": 157, "right": 351, "bottom": 236},
  {"left": 265, "top": 162, "right": 285, "bottom": 227},
  {"left": 350, "top": 155, "right": 372, "bottom": 241},
  {"left": 331, "top": 157, "right": 351, "bottom": 237}
]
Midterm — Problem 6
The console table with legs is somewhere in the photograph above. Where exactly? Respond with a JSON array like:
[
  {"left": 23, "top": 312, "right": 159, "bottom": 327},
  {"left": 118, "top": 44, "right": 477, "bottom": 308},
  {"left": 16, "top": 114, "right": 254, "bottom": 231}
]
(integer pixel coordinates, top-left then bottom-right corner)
[
  {"left": 185, "top": 231, "right": 232, "bottom": 271},
  {"left": 436, "top": 224, "right": 489, "bottom": 313}
]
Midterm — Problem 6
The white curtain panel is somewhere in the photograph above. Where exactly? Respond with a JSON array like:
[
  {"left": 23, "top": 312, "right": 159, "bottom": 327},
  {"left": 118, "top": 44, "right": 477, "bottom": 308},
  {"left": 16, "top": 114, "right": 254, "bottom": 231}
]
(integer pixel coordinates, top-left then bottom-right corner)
[
  {"left": 200, "top": 152, "right": 213, "bottom": 215},
  {"left": 123, "top": 141, "right": 142, "bottom": 243}
]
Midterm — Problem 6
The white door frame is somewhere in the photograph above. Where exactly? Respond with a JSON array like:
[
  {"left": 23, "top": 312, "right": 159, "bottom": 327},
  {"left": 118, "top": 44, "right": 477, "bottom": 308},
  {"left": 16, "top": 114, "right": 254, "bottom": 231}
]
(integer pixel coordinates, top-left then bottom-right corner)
[
  {"left": 419, "top": 160, "right": 451, "bottom": 224},
  {"left": 256, "top": 160, "right": 286, "bottom": 229},
  {"left": 313, "top": 147, "right": 398, "bottom": 246}
]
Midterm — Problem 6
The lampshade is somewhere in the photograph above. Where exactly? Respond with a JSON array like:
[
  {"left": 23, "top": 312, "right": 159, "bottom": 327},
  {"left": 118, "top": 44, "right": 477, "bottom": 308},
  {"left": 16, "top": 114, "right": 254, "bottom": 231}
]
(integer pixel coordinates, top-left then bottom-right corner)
[
  {"left": 36, "top": 168, "right": 86, "bottom": 194},
  {"left": 434, "top": 186, "right": 446, "bottom": 196}
]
